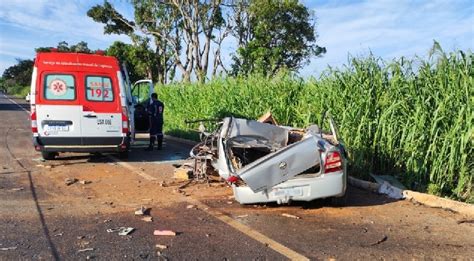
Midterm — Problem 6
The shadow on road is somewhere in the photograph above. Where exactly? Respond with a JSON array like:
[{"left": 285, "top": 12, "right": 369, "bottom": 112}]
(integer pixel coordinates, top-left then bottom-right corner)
[{"left": 0, "top": 101, "right": 29, "bottom": 111}]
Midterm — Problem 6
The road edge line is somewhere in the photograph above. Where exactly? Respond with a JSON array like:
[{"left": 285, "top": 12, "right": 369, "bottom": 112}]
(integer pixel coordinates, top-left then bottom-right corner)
[{"left": 3, "top": 94, "right": 29, "bottom": 114}]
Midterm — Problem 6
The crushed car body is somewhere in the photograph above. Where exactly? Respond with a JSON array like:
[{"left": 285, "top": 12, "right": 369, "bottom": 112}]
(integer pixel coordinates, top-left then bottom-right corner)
[{"left": 190, "top": 114, "right": 347, "bottom": 204}]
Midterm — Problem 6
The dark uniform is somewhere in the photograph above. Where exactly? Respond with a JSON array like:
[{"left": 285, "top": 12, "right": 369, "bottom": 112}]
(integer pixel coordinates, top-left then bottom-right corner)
[{"left": 147, "top": 97, "right": 164, "bottom": 150}]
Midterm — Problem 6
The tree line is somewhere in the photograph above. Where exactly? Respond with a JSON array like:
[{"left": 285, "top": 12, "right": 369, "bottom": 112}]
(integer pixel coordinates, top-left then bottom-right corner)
[{"left": 1, "top": 0, "right": 325, "bottom": 91}]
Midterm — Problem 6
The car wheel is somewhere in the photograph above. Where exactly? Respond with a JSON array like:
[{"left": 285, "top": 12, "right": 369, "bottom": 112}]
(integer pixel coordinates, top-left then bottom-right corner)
[
  {"left": 41, "top": 151, "right": 56, "bottom": 160},
  {"left": 330, "top": 190, "right": 348, "bottom": 206}
]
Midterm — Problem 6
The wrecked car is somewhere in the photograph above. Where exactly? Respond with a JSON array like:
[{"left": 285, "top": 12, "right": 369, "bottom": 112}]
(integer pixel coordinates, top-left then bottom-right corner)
[{"left": 190, "top": 114, "right": 348, "bottom": 205}]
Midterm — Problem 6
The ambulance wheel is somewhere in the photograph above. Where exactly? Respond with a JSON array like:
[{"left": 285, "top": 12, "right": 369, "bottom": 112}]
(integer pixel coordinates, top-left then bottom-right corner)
[
  {"left": 118, "top": 151, "right": 129, "bottom": 159},
  {"left": 41, "top": 151, "right": 56, "bottom": 160}
]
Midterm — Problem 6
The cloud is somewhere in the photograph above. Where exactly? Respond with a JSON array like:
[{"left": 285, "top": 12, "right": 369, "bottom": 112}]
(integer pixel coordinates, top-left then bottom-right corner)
[
  {"left": 0, "top": 0, "right": 131, "bottom": 73},
  {"left": 303, "top": 0, "right": 474, "bottom": 76}
]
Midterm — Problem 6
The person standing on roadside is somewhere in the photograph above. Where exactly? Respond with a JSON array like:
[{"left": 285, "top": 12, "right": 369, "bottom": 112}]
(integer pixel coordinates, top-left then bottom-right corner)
[{"left": 145, "top": 93, "right": 164, "bottom": 151}]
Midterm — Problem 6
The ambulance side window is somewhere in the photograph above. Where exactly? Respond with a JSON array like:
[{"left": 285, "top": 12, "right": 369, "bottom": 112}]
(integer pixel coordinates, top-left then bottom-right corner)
[
  {"left": 86, "top": 76, "right": 114, "bottom": 102},
  {"left": 44, "top": 74, "right": 76, "bottom": 100}
]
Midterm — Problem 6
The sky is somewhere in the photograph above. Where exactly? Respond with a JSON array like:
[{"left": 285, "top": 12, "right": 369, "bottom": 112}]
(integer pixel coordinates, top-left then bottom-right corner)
[{"left": 0, "top": 0, "right": 473, "bottom": 77}]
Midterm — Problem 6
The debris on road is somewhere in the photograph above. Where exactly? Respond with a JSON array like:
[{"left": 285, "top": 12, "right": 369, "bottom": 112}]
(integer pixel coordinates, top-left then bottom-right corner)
[
  {"left": 378, "top": 181, "right": 404, "bottom": 199},
  {"left": 107, "top": 227, "right": 135, "bottom": 236},
  {"left": 77, "top": 248, "right": 94, "bottom": 253},
  {"left": 155, "top": 244, "right": 167, "bottom": 250},
  {"left": 367, "top": 235, "right": 388, "bottom": 246},
  {"left": 54, "top": 233, "right": 63, "bottom": 237},
  {"left": 173, "top": 166, "right": 192, "bottom": 180},
  {"left": 9, "top": 187, "right": 24, "bottom": 191},
  {"left": 80, "top": 180, "right": 92, "bottom": 185},
  {"left": 153, "top": 230, "right": 177, "bottom": 236},
  {"left": 103, "top": 219, "right": 112, "bottom": 223},
  {"left": 141, "top": 216, "right": 153, "bottom": 222},
  {"left": 457, "top": 219, "right": 474, "bottom": 224},
  {"left": 134, "top": 206, "right": 150, "bottom": 216},
  {"left": 0, "top": 246, "right": 17, "bottom": 251},
  {"left": 65, "top": 178, "right": 78, "bottom": 186},
  {"left": 282, "top": 213, "right": 301, "bottom": 219},
  {"left": 186, "top": 204, "right": 196, "bottom": 209},
  {"left": 236, "top": 214, "right": 249, "bottom": 218}
]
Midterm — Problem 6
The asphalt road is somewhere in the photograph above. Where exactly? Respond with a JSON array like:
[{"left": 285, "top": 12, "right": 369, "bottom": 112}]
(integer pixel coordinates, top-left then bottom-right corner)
[{"left": 0, "top": 93, "right": 473, "bottom": 260}]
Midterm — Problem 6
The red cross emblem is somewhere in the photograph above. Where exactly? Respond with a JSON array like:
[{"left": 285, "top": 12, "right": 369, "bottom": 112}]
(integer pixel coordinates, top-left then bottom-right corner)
[{"left": 49, "top": 79, "right": 67, "bottom": 96}]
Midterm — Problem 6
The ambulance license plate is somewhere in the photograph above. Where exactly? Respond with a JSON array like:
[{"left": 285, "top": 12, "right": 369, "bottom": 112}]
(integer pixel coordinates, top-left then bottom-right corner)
[
  {"left": 272, "top": 187, "right": 303, "bottom": 197},
  {"left": 46, "top": 125, "right": 69, "bottom": 132}
]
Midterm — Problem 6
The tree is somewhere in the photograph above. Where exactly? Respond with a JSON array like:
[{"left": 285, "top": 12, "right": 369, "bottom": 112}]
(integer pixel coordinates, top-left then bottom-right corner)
[
  {"left": 2, "top": 59, "right": 34, "bottom": 93},
  {"left": 106, "top": 41, "right": 157, "bottom": 83},
  {"left": 88, "top": 0, "right": 226, "bottom": 83},
  {"left": 35, "top": 41, "right": 92, "bottom": 53},
  {"left": 231, "top": 0, "right": 326, "bottom": 76}
]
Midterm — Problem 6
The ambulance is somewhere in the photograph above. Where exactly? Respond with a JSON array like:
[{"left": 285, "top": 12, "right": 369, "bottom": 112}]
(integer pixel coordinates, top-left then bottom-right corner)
[{"left": 30, "top": 51, "right": 153, "bottom": 160}]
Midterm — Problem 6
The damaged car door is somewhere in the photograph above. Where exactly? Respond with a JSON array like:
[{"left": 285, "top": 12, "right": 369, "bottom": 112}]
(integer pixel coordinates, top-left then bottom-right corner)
[
  {"left": 222, "top": 118, "right": 321, "bottom": 193},
  {"left": 234, "top": 136, "right": 321, "bottom": 192}
]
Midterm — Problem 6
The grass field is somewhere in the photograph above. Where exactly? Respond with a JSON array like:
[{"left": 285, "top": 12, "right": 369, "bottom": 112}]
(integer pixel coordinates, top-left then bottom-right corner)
[{"left": 158, "top": 48, "right": 473, "bottom": 202}]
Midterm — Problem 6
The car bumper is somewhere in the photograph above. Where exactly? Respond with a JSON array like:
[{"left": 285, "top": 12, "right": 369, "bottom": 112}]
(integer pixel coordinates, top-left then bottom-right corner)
[
  {"left": 33, "top": 136, "right": 130, "bottom": 152},
  {"left": 233, "top": 171, "right": 346, "bottom": 204}
]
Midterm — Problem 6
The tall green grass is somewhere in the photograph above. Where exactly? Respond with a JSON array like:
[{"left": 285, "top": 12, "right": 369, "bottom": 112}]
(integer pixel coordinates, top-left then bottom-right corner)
[{"left": 157, "top": 48, "right": 473, "bottom": 202}]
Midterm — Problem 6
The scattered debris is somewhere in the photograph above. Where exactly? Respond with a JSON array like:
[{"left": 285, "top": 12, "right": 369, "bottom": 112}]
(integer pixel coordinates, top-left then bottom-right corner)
[
  {"left": 378, "top": 181, "right": 404, "bottom": 199},
  {"left": 107, "top": 227, "right": 135, "bottom": 236},
  {"left": 141, "top": 216, "right": 153, "bottom": 222},
  {"left": 77, "top": 236, "right": 85, "bottom": 239},
  {"left": 281, "top": 213, "right": 301, "bottom": 219},
  {"left": 173, "top": 167, "right": 192, "bottom": 180},
  {"left": 134, "top": 206, "right": 150, "bottom": 216},
  {"left": 103, "top": 219, "right": 112, "bottom": 223},
  {"left": 457, "top": 219, "right": 474, "bottom": 224},
  {"left": 77, "top": 248, "right": 94, "bottom": 253},
  {"left": 368, "top": 235, "right": 388, "bottom": 246},
  {"left": 205, "top": 233, "right": 211, "bottom": 237},
  {"left": 153, "top": 230, "right": 177, "bottom": 236},
  {"left": 186, "top": 204, "right": 196, "bottom": 209},
  {"left": 118, "top": 227, "right": 135, "bottom": 236},
  {"left": 0, "top": 246, "right": 17, "bottom": 251},
  {"left": 9, "top": 187, "right": 24, "bottom": 191},
  {"left": 236, "top": 214, "right": 248, "bottom": 218},
  {"left": 54, "top": 233, "right": 63, "bottom": 237},
  {"left": 80, "top": 180, "right": 92, "bottom": 185},
  {"left": 226, "top": 201, "right": 233, "bottom": 205},
  {"left": 155, "top": 244, "right": 167, "bottom": 250},
  {"left": 65, "top": 178, "right": 78, "bottom": 186},
  {"left": 257, "top": 111, "right": 279, "bottom": 125}
]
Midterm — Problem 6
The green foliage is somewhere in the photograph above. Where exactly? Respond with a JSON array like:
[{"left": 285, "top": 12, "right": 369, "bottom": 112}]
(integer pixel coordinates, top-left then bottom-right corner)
[
  {"left": 35, "top": 41, "right": 93, "bottom": 53},
  {"left": 2, "top": 59, "right": 33, "bottom": 94},
  {"left": 158, "top": 48, "right": 473, "bottom": 202},
  {"left": 232, "top": 0, "right": 326, "bottom": 76},
  {"left": 106, "top": 41, "right": 156, "bottom": 83}
]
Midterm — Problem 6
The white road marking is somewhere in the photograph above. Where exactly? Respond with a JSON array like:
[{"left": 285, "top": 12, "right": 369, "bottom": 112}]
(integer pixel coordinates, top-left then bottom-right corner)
[
  {"left": 107, "top": 155, "right": 157, "bottom": 181},
  {"left": 2, "top": 94, "right": 29, "bottom": 114}
]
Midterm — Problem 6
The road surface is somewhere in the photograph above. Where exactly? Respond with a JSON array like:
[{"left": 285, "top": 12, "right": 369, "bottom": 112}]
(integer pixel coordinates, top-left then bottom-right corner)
[{"left": 0, "top": 94, "right": 473, "bottom": 260}]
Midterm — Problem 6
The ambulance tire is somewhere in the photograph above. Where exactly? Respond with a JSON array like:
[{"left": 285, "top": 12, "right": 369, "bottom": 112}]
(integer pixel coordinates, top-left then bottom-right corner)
[
  {"left": 41, "top": 151, "right": 56, "bottom": 160},
  {"left": 118, "top": 150, "right": 129, "bottom": 159}
]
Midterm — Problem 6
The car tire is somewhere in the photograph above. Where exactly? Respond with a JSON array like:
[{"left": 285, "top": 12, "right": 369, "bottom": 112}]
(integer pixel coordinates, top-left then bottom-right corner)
[
  {"left": 41, "top": 151, "right": 56, "bottom": 160},
  {"left": 330, "top": 190, "right": 348, "bottom": 206}
]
